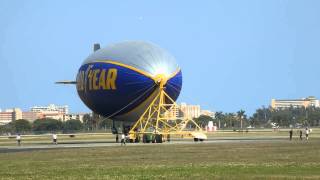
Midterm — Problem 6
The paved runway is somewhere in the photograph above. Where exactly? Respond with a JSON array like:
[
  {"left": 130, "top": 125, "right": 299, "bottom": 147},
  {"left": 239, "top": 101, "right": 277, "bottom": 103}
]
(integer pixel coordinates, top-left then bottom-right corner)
[{"left": 0, "top": 137, "right": 288, "bottom": 153}]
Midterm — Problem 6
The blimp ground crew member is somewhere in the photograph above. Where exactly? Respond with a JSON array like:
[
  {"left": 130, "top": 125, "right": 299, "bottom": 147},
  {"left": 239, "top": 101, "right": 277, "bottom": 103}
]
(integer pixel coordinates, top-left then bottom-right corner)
[
  {"left": 16, "top": 133, "right": 21, "bottom": 146},
  {"left": 52, "top": 133, "right": 58, "bottom": 145},
  {"left": 289, "top": 129, "right": 293, "bottom": 141},
  {"left": 121, "top": 134, "right": 126, "bottom": 146},
  {"left": 299, "top": 129, "right": 303, "bottom": 140},
  {"left": 305, "top": 128, "right": 309, "bottom": 141},
  {"left": 116, "top": 134, "right": 119, "bottom": 143}
]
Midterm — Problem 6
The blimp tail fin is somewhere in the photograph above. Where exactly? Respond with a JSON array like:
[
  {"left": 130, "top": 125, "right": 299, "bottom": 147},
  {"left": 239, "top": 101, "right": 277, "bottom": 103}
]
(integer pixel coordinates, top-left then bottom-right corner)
[{"left": 55, "top": 80, "right": 77, "bottom": 84}]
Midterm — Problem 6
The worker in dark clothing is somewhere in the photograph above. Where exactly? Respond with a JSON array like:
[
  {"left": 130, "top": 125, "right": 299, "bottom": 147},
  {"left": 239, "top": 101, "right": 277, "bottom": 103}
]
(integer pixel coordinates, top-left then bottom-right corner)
[
  {"left": 299, "top": 130, "right": 303, "bottom": 140},
  {"left": 289, "top": 129, "right": 293, "bottom": 141},
  {"left": 116, "top": 134, "right": 119, "bottom": 143}
]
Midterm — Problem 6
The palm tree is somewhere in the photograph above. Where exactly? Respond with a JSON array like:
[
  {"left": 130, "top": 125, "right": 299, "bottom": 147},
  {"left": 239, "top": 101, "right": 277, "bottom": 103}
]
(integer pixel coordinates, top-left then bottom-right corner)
[
  {"left": 214, "top": 111, "right": 223, "bottom": 128},
  {"left": 237, "top": 110, "right": 246, "bottom": 129}
]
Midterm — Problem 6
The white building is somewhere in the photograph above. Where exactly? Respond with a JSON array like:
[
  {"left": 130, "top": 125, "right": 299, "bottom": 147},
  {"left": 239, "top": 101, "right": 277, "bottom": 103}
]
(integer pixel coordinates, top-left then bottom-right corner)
[
  {"left": 63, "top": 113, "right": 85, "bottom": 122},
  {"left": 31, "top": 104, "right": 69, "bottom": 114},
  {"left": 271, "top": 96, "right": 320, "bottom": 109},
  {"left": 28, "top": 104, "right": 69, "bottom": 121},
  {"left": 201, "top": 110, "right": 215, "bottom": 119}
]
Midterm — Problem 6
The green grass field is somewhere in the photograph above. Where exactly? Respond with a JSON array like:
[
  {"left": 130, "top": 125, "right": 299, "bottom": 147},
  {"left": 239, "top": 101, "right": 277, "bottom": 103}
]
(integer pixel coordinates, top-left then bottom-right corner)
[{"left": 0, "top": 129, "right": 319, "bottom": 179}]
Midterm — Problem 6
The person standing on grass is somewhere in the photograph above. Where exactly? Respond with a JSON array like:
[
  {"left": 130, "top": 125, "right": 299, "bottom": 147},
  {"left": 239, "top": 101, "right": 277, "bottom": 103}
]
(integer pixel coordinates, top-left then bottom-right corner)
[
  {"left": 299, "top": 129, "right": 303, "bottom": 140},
  {"left": 116, "top": 134, "right": 119, "bottom": 143},
  {"left": 52, "top": 133, "right": 58, "bottom": 145},
  {"left": 16, "top": 133, "right": 21, "bottom": 146},
  {"left": 305, "top": 128, "right": 309, "bottom": 141},
  {"left": 289, "top": 129, "right": 293, "bottom": 141},
  {"left": 121, "top": 133, "right": 126, "bottom": 146}
]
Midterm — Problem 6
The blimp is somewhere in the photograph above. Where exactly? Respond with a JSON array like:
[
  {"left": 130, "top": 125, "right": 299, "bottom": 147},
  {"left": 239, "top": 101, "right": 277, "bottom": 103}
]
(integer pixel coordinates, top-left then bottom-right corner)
[
  {"left": 58, "top": 41, "right": 208, "bottom": 142},
  {"left": 58, "top": 41, "right": 182, "bottom": 125}
]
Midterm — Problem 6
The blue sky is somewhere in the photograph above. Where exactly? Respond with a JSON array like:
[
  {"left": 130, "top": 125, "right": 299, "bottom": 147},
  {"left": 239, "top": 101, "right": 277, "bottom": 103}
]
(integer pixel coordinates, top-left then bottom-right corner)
[{"left": 1, "top": 0, "right": 320, "bottom": 115}]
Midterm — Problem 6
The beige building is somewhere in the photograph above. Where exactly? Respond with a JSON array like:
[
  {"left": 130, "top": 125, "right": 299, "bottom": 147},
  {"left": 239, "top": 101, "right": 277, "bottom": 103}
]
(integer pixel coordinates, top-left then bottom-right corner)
[
  {"left": 271, "top": 96, "right": 320, "bottom": 109},
  {"left": 31, "top": 104, "right": 69, "bottom": 114},
  {"left": 0, "top": 112, "right": 13, "bottom": 125},
  {"left": 180, "top": 103, "right": 201, "bottom": 119},
  {"left": 200, "top": 110, "right": 215, "bottom": 118},
  {"left": 21, "top": 112, "right": 85, "bottom": 122},
  {"left": 63, "top": 113, "right": 85, "bottom": 122},
  {"left": 22, "top": 112, "right": 44, "bottom": 122},
  {"left": 12, "top": 108, "right": 22, "bottom": 121},
  {"left": 42, "top": 112, "right": 64, "bottom": 120},
  {"left": 165, "top": 103, "right": 201, "bottom": 119},
  {"left": 0, "top": 108, "right": 23, "bottom": 125},
  {"left": 29, "top": 104, "right": 69, "bottom": 121},
  {"left": 0, "top": 105, "right": 86, "bottom": 124},
  {"left": 164, "top": 105, "right": 182, "bottom": 119}
]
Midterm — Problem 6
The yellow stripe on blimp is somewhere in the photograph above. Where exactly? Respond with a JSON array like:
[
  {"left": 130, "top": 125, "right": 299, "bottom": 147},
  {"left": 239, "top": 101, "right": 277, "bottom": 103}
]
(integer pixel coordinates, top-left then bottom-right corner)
[
  {"left": 90, "top": 60, "right": 181, "bottom": 82},
  {"left": 93, "top": 60, "right": 154, "bottom": 80}
]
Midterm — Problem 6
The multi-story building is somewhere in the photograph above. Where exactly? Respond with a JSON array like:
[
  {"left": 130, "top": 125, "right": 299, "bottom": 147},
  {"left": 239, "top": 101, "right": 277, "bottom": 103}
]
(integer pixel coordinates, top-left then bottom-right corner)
[
  {"left": 29, "top": 104, "right": 69, "bottom": 121},
  {"left": 12, "top": 108, "right": 22, "bottom": 121},
  {"left": 21, "top": 111, "right": 85, "bottom": 122},
  {"left": 31, "top": 104, "right": 69, "bottom": 114},
  {"left": 180, "top": 103, "right": 201, "bottom": 119},
  {"left": 63, "top": 113, "right": 85, "bottom": 122},
  {"left": 22, "top": 112, "right": 44, "bottom": 122},
  {"left": 0, "top": 108, "right": 22, "bottom": 125},
  {"left": 271, "top": 96, "right": 320, "bottom": 109},
  {"left": 0, "top": 104, "right": 88, "bottom": 124},
  {"left": 200, "top": 110, "right": 215, "bottom": 119},
  {"left": 165, "top": 103, "right": 202, "bottom": 119},
  {"left": 0, "top": 112, "right": 13, "bottom": 125},
  {"left": 164, "top": 105, "right": 182, "bottom": 119}
]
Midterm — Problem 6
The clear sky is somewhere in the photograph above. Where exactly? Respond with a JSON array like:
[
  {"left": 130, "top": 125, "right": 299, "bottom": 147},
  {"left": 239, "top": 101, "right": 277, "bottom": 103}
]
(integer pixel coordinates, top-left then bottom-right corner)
[{"left": 1, "top": 0, "right": 320, "bottom": 115}]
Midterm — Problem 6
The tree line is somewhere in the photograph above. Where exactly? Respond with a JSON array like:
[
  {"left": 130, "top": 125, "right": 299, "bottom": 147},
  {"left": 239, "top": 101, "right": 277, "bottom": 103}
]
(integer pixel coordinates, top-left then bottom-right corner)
[
  {"left": 1, "top": 106, "right": 319, "bottom": 134},
  {"left": 0, "top": 114, "right": 117, "bottom": 134},
  {"left": 192, "top": 106, "right": 320, "bottom": 129},
  {"left": 192, "top": 109, "right": 248, "bottom": 129},
  {"left": 250, "top": 106, "right": 320, "bottom": 127},
  {"left": 0, "top": 119, "right": 83, "bottom": 134}
]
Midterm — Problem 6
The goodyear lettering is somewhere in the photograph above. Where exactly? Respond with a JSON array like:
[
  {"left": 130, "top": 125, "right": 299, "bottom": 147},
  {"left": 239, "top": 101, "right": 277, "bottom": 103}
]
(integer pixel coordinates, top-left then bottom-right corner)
[
  {"left": 106, "top": 68, "right": 117, "bottom": 89},
  {"left": 88, "top": 70, "right": 93, "bottom": 90},
  {"left": 93, "top": 69, "right": 100, "bottom": 90},
  {"left": 98, "top": 69, "right": 106, "bottom": 89},
  {"left": 77, "top": 67, "right": 117, "bottom": 91}
]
